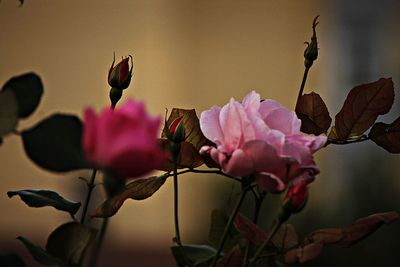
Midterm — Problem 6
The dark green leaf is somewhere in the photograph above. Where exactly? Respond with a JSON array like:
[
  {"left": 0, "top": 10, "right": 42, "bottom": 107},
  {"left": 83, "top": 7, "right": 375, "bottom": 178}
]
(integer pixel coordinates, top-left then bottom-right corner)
[
  {"left": 91, "top": 174, "right": 168, "bottom": 218},
  {"left": 0, "top": 253, "right": 26, "bottom": 267},
  {"left": 209, "top": 209, "right": 242, "bottom": 252},
  {"left": 7, "top": 189, "right": 81, "bottom": 215},
  {"left": 0, "top": 90, "right": 19, "bottom": 137},
  {"left": 295, "top": 92, "right": 331, "bottom": 135},
  {"left": 3, "top": 73, "right": 43, "bottom": 118},
  {"left": 369, "top": 117, "right": 400, "bottom": 153},
  {"left": 334, "top": 78, "right": 394, "bottom": 140},
  {"left": 171, "top": 244, "right": 216, "bottom": 267},
  {"left": 22, "top": 114, "right": 91, "bottom": 172},
  {"left": 216, "top": 245, "right": 242, "bottom": 267},
  {"left": 17, "top": 236, "right": 66, "bottom": 266},
  {"left": 46, "top": 222, "right": 96, "bottom": 266}
]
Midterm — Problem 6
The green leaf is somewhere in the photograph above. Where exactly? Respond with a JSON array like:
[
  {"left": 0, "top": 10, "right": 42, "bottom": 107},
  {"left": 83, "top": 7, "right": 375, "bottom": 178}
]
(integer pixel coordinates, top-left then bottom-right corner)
[
  {"left": 46, "top": 222, "right": 96, "bottom": 266},
  {"left": 17, "top": 236, "right": 66, "bottom": 266},
  {"left": 3, "top": 73, "right": 43, "bottom": 118},
  {"left": 0, "top": 253, "right": 26, "bottom": 267},
  {"left": 0, "top": 90, "right": 19, "bottom": 137},
  {"left": 369, "top": 117, "right": 400, "bottom": 153},
  {"left": 334, "top": 78, "right": 394, "bottom": 140},
  {"left": 7, "top": 189, "right": 81, "bottom": 215},
  {"left": 171, "top": 244, "right": 216, "bottom": 267},
  {"left": 209, "top": 209, "right": 242, "bottom": 253},
  {"left": 22, "top": 114, "right": 91, "bottom": 172},
  {"left": 91, "top": 174, "right": 168, "bottom": 218}
]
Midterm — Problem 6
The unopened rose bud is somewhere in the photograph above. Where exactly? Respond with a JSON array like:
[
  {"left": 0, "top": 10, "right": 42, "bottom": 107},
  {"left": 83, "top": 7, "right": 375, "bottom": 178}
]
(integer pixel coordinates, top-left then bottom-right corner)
[
  {"left": 165, "top": 116, "right": 185, "bottom": 143},
  {"left": 108, "top": 54, "right": 133, "bottom": 90},
  {"left": 304, "top": 15, "right": 319, "bottom": 68},
  {"left": 282, "top": 181, "right": 308, "bottom": 215}
]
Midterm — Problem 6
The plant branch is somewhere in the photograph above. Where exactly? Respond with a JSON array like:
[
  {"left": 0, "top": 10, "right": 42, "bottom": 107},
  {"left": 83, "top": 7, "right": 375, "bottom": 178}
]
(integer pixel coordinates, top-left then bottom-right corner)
[
  {"left": 173, "top": 159, "right": 182, "bottom": 245},
  {"left": 297, "top": 66, "right": 310, "bottom": 104},
  {"left": 88, "top": 217, "right": 109, "bottom": 267},
  {"left": 326, "top": 135, "right": 370, "bottom": 145},
  {"left": 80, "top": 169, "right": 97, "bottom": 224}
]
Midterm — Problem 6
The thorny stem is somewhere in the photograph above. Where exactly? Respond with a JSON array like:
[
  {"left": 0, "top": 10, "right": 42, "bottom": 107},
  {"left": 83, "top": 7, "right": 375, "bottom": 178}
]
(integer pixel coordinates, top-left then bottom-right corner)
[
  {"left": 80, "top": 169, "right": 97, "bottom": 224},
  {"left": 211, "top": 188, "right": 249, "bottom": 267}
]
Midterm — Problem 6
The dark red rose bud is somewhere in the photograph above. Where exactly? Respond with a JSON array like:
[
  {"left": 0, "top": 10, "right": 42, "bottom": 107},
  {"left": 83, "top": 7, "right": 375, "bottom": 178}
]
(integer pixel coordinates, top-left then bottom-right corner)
[
  {"left": 165, "top": 116, "right": 185, "bottom": 143},
  {"left": 304, "top": 15, "right": 319, "bottom": 68},
  {"left": 108, "top": 54, "right": 133, "bottom": 90},
  {"left": 282, "top": 180, "right": 308, "bottom": 214}
]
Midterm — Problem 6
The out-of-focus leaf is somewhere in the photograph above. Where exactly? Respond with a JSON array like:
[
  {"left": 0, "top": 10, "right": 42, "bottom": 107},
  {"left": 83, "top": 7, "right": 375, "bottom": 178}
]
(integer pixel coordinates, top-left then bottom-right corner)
[
  {"left": 158, "top": 140, "right": 204, "bottom": 171},
  {"left": 91, "top": 174, "right": 168, "bottom": 218},
  {"left": 0, "top": 90, "right": 19, "bottom": 137},
  {"left": 284, "top": 241, "right": 323, "bottom": 264},
  {"left": 216, "top": 245, "right": 243, "bottom": 267},
  {"left": 17, "top": 237, "right": 66, "bottom": 267},
  {"left": 0, "top": 253, "right": 26, "bottom": 267},
  {"left": 334, "top": 78, "right": 394, "bottom": 140},
  {"left": 171, "top": 244, "right": 216, "bottom": 267},
  {"left": 295, "top": 92, "right": 332, "bottom": 135},
  {"left": 7, "top": 189, "right": 81, "bottom": 215},
  {"left": 284, "top": 211, "right": 400, "bottom": 264},
  {"left": 3, "top": 73, "right": 43, "bottom": 118},
  {"left": 369, "top": 117, "right": 400, "bottom": 153},
  {"left": 271, "top": 224, "right": 299, "bottom": 252},
  {"left": 46, "top": 222, "right": 96, "bottom": 266},
  {"left": 209, "top": 209, "right": 242, "bottom": 253},
  {"left": 22, "top": 114, "right": 91, "bottom": 172}
]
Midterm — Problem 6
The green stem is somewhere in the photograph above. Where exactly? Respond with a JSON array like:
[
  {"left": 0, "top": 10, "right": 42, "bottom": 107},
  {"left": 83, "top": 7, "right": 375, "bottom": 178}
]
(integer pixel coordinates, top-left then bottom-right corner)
[
  {"left": 296, "top": 66, "right": 310, "bottom": 105},
  {"left": 247, "top": 221, "right": 282, "bottom": 266},
  {"left": 88, "top": 218, "right": 109, "bottom": 267},
  {"left": 80, "top": 169, "right": 97, "bottom": 224},
  {"left": 211, "top": 188, "right": 248, "bottom": 267},
  {"left": 173, "top": 153, "right": 182, "bottom": 245}
]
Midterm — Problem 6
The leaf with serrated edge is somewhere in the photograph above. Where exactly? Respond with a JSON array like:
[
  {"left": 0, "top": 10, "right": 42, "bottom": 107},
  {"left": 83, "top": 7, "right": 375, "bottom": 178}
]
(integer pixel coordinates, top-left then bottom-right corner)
[
  {"left": 334, "top": 78, "right": 394, "bottom": 140},
  {"left": 8, "top": 189, "right": 81, "bottom": 215},
  {"left": 369, "top": 117, "right": 400, "bottom": 153},
  {"left": 91, "top": 174, "right": 168, "bottom": 218},
  {"left": 296, "top": 92, "right": 332, "bottom": 135}
]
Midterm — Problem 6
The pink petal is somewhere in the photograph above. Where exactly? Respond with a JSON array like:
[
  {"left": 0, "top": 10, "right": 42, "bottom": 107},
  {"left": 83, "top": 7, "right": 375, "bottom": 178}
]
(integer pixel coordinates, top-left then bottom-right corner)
[
  {"left": 242, "top": 90, "right": 261, "bottom": 114},
  {"left": 255, "top": 173, "right": 286, "bottom": 193},
  {"left": 264, "top": 108, "right": 301, "bottom": 135},
  {"left": 200, "top": 106, "right": 224, "bottom": 146},
  {"left": 223, "top": 149, "right": 254, "bottom": 177}
]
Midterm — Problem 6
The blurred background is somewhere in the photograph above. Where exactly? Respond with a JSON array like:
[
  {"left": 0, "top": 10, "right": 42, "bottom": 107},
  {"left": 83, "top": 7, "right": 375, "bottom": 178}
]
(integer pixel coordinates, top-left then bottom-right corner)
[{"left": 1, "top": 0, "right": 400, "bottom": 266}]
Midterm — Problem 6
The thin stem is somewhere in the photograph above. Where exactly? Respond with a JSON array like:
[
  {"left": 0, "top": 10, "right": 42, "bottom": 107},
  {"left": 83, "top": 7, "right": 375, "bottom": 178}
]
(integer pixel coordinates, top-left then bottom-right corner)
[
  {"left": 88, "top": 218, "right": 109, "bottom": 267},
  {"left": 173, "top": 161, "right": 182, "bottom": 245},
  {"left": 175, "top": 168, "right": 241, "bottom": 182},
  {"left": 80, "top": 169, "right": 97, "bottom": 224},
  {"left": 326, "top": 136, "right": 370, "bottom": 145},
  {"left": 211, "top": 188, "right": 249, "bottom": 267},
  {"left": 247, "top": 221, "right": 282, "bottom": 266},
  {"left": 296, "top": 66, "right": 310, "bottom": 105}
]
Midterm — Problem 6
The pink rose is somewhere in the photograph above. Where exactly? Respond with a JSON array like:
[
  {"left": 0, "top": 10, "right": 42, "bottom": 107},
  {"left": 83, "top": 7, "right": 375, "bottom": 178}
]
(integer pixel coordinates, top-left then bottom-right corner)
[
  {"left": 83, "top": 100, "right": 165, "bottom": 178},
  {"left": 199, "top": 91, "right": 326, "bottom": 192}
]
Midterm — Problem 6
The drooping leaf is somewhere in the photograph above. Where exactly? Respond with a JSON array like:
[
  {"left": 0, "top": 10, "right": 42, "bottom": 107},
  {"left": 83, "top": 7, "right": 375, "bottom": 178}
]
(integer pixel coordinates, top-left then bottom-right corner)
[
  {"left": 3, "top": 73, "right": 43, "bottom": 118},
  {"left": 46, "top": 222, "right": 96, "bottom": 266},
  {"left": 0, "top": 90, "right": 19, "bottom": 137},
  {"left": 369, "top": 117, "right": 400, "bottom": 153},
  {"left": 17, "top": 237, "right": 66, "bottom": 267},
  {"left": 22, "top": 114, "right": 91, "bottom": 172},
  {"left": 284, "top": 211, "right": 400, "bottom": 264},
  {"left": 216, "top": 245, "right": 243, "bottom": 267},
  {"left": 7, "top": 189, "right": 81, "bottom": 215},
  {"left": 0, "top": 253, "right": 26, "bottom": 267},
  {"left": 284, "top": 241, "right": 323, "bottom": 264},
  {"left": 91, "top": 174, "right": 168, "bottom": 218},
  {"left": 295, "top": 92, "right": 332, "bottom": 135},
  {"left": 158, "top": 140, "right": 204, "bottom": 171},
  {"left": 209, "top": 209, "right": 242, "bottom": 253},
  {"left": 334, "top": 78, "right": 394, "bottom": 140},
  {"left": 171, "top": 244, "right": 216, "bottom": 267}
]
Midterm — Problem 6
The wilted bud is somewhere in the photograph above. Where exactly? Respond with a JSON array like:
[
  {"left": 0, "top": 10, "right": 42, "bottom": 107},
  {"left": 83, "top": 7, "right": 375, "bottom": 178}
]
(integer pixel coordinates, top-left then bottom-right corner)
[
  {"left": 282, "top": 181, "right": 308, "bottom": 215},
  {"left": 304, "top": 16, "right": 319, "bottom": 68},
  {"left": 165, "top": 116, "right": 185, "bottom": 143},
  {"left": 108, "top": 54, "right": 133, "bottom": 90}
]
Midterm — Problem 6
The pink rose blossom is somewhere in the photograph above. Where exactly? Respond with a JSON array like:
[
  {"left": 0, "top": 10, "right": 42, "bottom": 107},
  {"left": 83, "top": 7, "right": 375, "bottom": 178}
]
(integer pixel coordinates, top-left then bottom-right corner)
[
  {"left": 199, "top": 91, "right": 327, "bottom": 192},
  {"left": 83, "top": 100, "right": 165, "bottom": 178}
]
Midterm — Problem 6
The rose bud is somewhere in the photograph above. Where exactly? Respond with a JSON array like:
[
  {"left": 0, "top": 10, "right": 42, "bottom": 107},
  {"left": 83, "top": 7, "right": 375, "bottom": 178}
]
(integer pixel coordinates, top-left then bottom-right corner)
[
  {"left": 108, "top": 54, "right": 133, "bottom": 90},
  {"left": 304, "top": 15, "right": 319, "bottom": 68},
  {"left": 83, "top": 99, "right": 165, "bottom": 179},
  {"left": 164, "top": 116, "right": 185, "bottom": 143},
  {"left": 282, "top": 180, "right": 308, "bottom": 214}
]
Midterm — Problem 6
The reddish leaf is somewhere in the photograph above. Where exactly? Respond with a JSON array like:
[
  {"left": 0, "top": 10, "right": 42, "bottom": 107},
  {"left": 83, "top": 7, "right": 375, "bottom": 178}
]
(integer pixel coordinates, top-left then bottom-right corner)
[
  {"left": 284, "top": 241, "right": 323, "bottom": 264},
  {"left": 158, "top": 140, "right": 204, "bottom": 171},
  {"left": 296, "top": 92, "right": 332, "bottom": 135},
  {"left": 91, "top": 174, "right": 168, "bottom": 218},
  {"left": 334, "top": 78, "right": 394, "bottom": 140},
  {"left": 369, "top": 117, "right": 400, "bottom": 153},
  {"left": 216, "top": 245, "right": 243, "bottom": 267}
]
